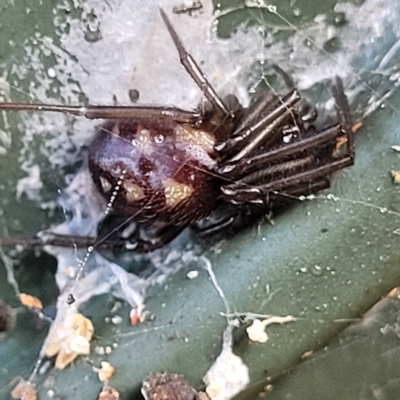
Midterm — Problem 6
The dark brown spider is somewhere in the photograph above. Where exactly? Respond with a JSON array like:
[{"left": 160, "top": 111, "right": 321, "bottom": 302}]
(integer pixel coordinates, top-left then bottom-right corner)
[{"left": 0, "top": 9, "right": 354, "bottom": 253}]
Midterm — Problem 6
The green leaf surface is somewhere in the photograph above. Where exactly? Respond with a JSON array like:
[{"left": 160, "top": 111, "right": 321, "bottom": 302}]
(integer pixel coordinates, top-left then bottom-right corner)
[{"left": 0, "top": 1, "right": 400, "bottom": 400}]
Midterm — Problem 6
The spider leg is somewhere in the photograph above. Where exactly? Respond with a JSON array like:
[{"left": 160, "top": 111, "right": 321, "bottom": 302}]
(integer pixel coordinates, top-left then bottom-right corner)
[
  {"left": 129, "top": 224, "right": 187, "bottom": 253},
  {"left": 225, "top": 179, "right": 331, "bottom": 205},
  {"left": 271, "top": 65, "right": 318, "bottom": 126},
  {"left": 220, "top": 76, "right": 354, "bottom": 205},
  {"left": 221, "top": 66, "right": 297, "bottom": 146},
  {"left": 192, "top": 214, "right": 236, "bottom": 236},
  {"left": 221, "top": 89, "right": 299, "bottom": 143},
  {"left": 215, "top": 88, "right": 301, "bottom": 158},
  {"left": 0, "top": 233, "right": 126, "bottom": 250},
  {"left": 271, "top": 64, "right": 295, "bottom": 88},
  {"left": 194, "top": 177, "right": 331, "bottom": 236},
  {"left": 277, "top": 179, "right": 330, "bottom": 198},
  {"left": 270, "top": 64, "right": 318, "bottom": 124},
  {"left": 0, "top": 222, "right": 187, "bottom": 253},
  {"left": 217, "top": 124, "right": 343, "bottom": 178},
  {"left": 221, "top": 155, "right": 352, "bottom": 203},
  {"left": 332, "top": 76, "right": 354, "bottom": 158},
  {"left": 0, "top": 11, "right": 231, "bottom": 124},
  {"left": 229, "top": 92, "right": 277, "bottom": 138},
  {"left": 159, "top": 8, "right": 231, "bottom": 118},
  {"left": 0, "top": 103, "right": 202, "bottom": 123}
]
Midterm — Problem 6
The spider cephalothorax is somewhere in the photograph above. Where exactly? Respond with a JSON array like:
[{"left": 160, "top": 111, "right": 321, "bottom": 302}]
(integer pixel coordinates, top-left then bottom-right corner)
[{"left": 0, "top": 9, "right": 354, "bottom": 253}]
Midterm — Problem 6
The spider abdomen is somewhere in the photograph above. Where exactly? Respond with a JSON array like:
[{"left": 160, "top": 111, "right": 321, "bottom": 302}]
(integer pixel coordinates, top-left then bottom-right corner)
[{"left": 88, "top": 118, "right": 221, "bottom": 225}]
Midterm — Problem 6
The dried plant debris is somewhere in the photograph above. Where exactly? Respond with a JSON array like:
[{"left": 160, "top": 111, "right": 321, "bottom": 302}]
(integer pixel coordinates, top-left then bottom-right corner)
[
  {"left": 246, "top": 315, "right": 295, "bottom": 343},
  {"left": 391, "top": 170, "right": 400, "bottom": 184},
  {"left": 142, "top": 372, "right": 202, "bottom": 400},
  {"left": 11, "top": 380, "right": 37, "bottom": 400},
  {"left": 0, "top": 299, "right": 15, "bottom": 333},
  {"left": 45, "top": 312, "right": 94, "bottom": 369},
  {"left": 201, "top": 325, "right": 249, "bottom": 400},
  {"left": 203, "top": 344, "right": 249, "bottom": 400},
  {"left": 97, "top": 361, "right": 116, "bottom": 382},
  {"left": 130, "top": 308, "right": 144, "bottom": 326},
  {"left": 19, "top": 293, "right": 43, "bottom": 310},
  {"left": 98, "top": 386, "right": 120, "bottom": 400}
]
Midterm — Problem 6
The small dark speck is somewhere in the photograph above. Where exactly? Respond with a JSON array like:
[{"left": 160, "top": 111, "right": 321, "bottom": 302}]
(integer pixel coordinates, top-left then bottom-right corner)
[
  {"left": 172, "top": 1, "right": 203, "bottom": 16},
  {"left": 323, "top": 37, "right": 340, "bottom": 53},
  {"left": 321, "top": 228, "right": 329, "bottom": 233},
  {"left": 129, "top": 89, "right": 140, "bottom": 103},
  {"left": 66, "top": 293, "right": 75, "bottom": 305},
  {"left": 84, "top": 26, "right": 102, "bottom": 43},
  {"left": 78, "top": 92, "right": 89, "bottom": 105},
  {"left": 333, "top": 12, "right": 347, "bottom": 27}
]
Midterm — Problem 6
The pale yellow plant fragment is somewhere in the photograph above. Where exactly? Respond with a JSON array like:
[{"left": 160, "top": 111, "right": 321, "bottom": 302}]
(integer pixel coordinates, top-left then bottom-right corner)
[
  {"left": 19, "top": 293, "right": 43, "bottom": 310},
  {"left": 45, "top": 313, "right": 94, "bottom": 369}
]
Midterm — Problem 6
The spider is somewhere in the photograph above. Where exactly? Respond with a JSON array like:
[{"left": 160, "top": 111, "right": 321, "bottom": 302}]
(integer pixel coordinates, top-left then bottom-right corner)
[{"left": 0, "top": 9, "right": 354, "bottom": 253}]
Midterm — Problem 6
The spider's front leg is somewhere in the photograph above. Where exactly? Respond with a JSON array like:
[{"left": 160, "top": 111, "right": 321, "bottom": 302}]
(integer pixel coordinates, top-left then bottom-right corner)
[
  {"left": 0, "top": 219, "right": 188, "bottom": 253},
  {"left": 219, "top": 77, "right": 354, "bottom": 206}
]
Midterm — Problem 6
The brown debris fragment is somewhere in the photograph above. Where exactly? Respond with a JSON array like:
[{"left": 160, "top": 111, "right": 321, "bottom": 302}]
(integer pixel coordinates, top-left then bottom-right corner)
[
  {"left": 0, "top": 299, "right": 15, "bottom": 333},
  {"left": 387, "top": 287, "right": 399, "bottom": 298},
  {"left": 45, "top": 312, "right": 94, "bottom": 369},
  {"left": 351, "top": 121, "right": 363, "bottom": 133},
  {"left": 142, "top": 372, "right": 200, "bottom": 400},
  {"left": 11, "top": 380, "right": 37, "bottom": 400},
  {"left": 391, "top": 170, "right": 400, "bottom": 184},
  {"left": 19, "top": 293, "right": 42, "bottom": 310},
  {"left": 98, "top": 361, "right": 116, "bottom": 382},
  {"left": 98, "top": 386, "right": 120, "bottom": 400}
]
